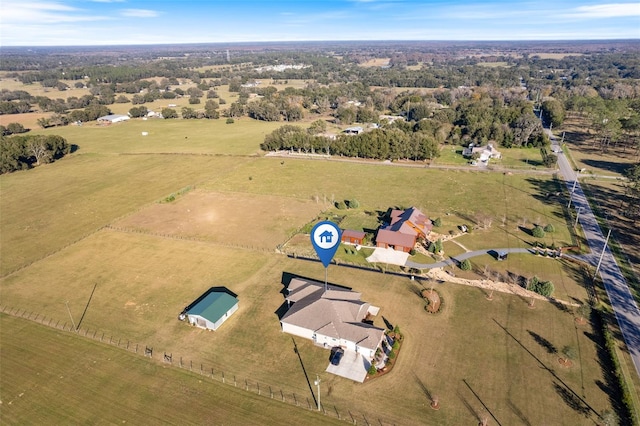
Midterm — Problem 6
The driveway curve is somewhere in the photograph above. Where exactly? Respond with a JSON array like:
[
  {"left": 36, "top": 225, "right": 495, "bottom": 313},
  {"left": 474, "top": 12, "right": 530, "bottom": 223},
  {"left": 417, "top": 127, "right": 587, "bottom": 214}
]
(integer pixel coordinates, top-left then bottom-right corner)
[{"left": 405, "top": 247, "right": 533, "bottom": 269}]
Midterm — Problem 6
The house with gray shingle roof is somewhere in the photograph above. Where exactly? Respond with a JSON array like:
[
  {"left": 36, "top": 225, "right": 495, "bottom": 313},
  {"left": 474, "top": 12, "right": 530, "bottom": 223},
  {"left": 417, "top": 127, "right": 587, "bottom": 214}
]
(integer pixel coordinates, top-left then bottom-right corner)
[{"left": 280, "top": 278, "right": 384, "bottom": 360}]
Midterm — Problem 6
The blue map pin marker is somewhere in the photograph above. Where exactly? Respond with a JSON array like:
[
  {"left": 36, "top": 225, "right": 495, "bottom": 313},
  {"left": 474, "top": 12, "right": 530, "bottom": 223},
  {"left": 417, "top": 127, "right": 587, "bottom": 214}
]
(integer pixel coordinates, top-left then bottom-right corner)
[{"left": 310, "top": 221, "right": 342, "bottom": 267}]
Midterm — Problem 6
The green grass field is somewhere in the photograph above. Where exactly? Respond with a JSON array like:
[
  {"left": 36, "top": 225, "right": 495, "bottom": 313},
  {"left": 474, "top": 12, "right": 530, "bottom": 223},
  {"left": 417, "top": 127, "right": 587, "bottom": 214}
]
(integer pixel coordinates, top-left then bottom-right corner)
[
  {"left": 0, "top": 112, "right": 628, "bottom": 425},
  {"left": 0, "top": 314, "right": 341, "bottom": 426}
]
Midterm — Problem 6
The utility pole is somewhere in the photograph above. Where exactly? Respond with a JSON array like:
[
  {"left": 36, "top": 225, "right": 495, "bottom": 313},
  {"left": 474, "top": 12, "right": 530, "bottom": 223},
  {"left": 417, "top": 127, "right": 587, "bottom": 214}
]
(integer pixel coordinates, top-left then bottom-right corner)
[
  {"left": 594, "top": 229, "right": 612, "bottom": 278},
  {"left": 65, "top": 301, "right": 76, "bottom": 330},
  {"left": 314, "top": 375, "right": 321, "bottom": 411},
  {"left": 574, "top": 206, "right": 583, "bottom": 227},
  {"left": 567, "top": 170, "right": 580, "bottom": 209}
]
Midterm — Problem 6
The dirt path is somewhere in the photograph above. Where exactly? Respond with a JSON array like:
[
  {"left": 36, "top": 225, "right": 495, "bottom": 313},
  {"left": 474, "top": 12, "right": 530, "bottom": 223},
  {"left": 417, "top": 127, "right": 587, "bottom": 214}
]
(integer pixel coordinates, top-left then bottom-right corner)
[
  {"left": 448, "top": 239, "right": 471, "bottom": 252},
  {"left": 426, "top": 268, "right": 579, "bottom": 307}
]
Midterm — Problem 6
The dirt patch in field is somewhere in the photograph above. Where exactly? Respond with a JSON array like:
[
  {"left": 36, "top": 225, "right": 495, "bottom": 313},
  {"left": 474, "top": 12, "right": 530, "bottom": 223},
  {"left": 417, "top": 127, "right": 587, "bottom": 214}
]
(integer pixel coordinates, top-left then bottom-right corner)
[
  {"left": 422, "top": 289, "right": 441, "bottom": 313},
  {"left": 113, "top": 190, "right": 324, "bottom": 250},
  {"left": 357, "top": 58, "right": 391, "bottom": 67},
  {"left": 0, "top": 112, "right": 52, "bottom": 129}
]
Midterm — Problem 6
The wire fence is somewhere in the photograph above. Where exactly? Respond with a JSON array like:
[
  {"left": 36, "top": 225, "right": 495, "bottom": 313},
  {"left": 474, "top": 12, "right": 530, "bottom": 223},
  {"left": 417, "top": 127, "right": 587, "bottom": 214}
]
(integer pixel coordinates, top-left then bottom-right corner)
[{"left": 1, "top": 304, "right": 397, "bottom": 426}]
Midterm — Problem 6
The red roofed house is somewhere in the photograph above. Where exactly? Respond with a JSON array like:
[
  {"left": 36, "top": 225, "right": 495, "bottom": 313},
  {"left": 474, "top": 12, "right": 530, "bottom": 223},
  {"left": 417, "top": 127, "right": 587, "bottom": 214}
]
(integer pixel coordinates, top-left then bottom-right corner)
[
  {"left": 341, "top": 229, "right": 366, "bottom": 245},
  {"left": 375, "top": 207, "right": 432, "bottom": 252}
]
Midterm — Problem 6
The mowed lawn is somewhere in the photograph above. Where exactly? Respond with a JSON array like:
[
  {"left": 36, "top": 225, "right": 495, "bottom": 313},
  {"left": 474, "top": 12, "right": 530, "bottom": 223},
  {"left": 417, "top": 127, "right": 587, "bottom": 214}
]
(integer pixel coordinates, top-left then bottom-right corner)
[{"left": 0, "top": 314, "right": 341, "bottom": 426}]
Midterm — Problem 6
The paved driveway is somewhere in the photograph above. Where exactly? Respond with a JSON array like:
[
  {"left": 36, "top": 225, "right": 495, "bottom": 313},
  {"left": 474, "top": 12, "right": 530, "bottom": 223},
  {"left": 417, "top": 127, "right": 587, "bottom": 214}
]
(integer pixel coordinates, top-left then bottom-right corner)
[{"left": 325, "top": 350, "right": 369, "bottom": 383}]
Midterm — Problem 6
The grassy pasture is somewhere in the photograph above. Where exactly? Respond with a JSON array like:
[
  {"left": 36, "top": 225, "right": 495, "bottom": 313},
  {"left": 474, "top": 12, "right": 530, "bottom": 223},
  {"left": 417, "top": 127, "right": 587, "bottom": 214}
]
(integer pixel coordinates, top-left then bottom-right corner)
[
  {"left": 31, "top": 117, "right": 283, "bottom": 155},
  {"left": 0, "top": 240, "right": 610, "bottom": 424},
  {"left": 0, "top": 116, "right": 623, "bottom": 424},
  {"left": 0, "top": 314, "right": 340, "bottom": 426},
  {"left": 436, "top": 145, "right": 548, "bottom": 169},
  {"left": 0, "top": 154, "right": 248, "bottom": 275},
  {"left": 205, "top": 157, "right": 573, "bottom": 245},
  {"left": 114, "top": 189, "right": 324, "bottom": 249},
  {"left": 0, "top": 77, "right": 92, "bottom": 99},
  {"left": 476, "top": 61, "right": 511, "bottom": 67}
]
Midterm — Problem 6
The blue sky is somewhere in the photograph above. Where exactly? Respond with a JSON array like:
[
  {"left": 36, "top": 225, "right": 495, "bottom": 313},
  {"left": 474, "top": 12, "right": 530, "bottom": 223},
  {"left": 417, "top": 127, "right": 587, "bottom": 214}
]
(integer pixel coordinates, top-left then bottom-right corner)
[{"left": 1, "top": 0, "right": 639, "bottom": 46}]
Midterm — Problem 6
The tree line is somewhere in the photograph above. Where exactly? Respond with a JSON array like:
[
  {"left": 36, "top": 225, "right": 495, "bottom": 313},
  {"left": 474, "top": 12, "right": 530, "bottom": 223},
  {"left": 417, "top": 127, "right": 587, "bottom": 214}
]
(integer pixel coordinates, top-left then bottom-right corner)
[{"left": 1, "top": 134, "right": 70, "bottom": 174}]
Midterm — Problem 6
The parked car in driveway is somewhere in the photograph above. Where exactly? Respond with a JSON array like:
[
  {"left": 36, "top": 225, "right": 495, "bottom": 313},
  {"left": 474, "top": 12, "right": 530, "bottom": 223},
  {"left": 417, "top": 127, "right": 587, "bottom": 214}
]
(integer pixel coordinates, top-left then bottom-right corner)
[{"left": 330, "top": 347, "right": 344, "bottom": 365}]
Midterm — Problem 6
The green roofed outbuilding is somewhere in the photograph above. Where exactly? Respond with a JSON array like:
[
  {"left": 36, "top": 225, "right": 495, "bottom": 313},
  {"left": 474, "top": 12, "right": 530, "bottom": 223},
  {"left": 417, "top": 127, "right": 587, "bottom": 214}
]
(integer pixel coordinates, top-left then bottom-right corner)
[{"left": 184, "top": 289, "right": 239, "bottom": 331}]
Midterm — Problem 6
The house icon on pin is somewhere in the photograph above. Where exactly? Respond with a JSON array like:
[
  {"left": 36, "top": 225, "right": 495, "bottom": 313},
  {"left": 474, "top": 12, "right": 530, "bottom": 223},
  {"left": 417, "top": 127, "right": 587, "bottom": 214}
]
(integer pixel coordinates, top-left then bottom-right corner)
[{"left": 319, "top": 230, "right": 334, "bottom": 243}]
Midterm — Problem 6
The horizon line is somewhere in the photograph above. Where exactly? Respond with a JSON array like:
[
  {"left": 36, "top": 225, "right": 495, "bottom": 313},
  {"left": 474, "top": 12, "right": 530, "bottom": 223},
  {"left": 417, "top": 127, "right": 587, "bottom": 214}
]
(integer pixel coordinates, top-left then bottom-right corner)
[{"left": 4, "top": 38, "right": 640, "bottom": 49}]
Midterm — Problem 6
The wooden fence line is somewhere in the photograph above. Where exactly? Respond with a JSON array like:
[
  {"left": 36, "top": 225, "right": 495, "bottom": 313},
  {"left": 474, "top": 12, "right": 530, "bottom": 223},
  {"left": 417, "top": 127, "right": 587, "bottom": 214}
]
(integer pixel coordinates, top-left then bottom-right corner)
[{"left": 0, "top": 305, "right": 395, "bottom": 425}]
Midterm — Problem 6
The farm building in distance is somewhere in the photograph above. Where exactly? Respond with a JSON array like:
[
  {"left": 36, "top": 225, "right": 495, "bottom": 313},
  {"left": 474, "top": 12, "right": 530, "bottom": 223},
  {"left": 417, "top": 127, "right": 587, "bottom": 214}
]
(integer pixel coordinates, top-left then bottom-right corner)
[
  {"left": 375, "top": 207, "right": 432, "bottom": 252},
  {"left": 97, "top": 114, "right": 130, "bottom": 124},
  {"left": 182, "top": 288, "right": 239, "bottom": 331},
  {"left": 343, "top": 126, "right": 364, "bottom": 135}
]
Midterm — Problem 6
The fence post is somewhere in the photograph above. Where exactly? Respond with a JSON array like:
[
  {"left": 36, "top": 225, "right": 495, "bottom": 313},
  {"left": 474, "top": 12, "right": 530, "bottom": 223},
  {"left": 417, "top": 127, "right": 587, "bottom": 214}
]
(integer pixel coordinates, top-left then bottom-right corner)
[
  {"left": 93, "top": 330, "right": 97, "bottom": 338},
  {"left": 245, "top": 379, "right": 248, "bottom": 391},
  {"left": 293, "top": 393, "right": 297, "bottom": 406},
  {"left": 335, "top": 406, "right": 340, "bottom": 420},
  {"left": 257, "top": 382, "right": 260, "bottom": 395},
  {"left": 101, "top": 332, "right": 104, "bottom": 342},
  {"left": 270, "top": 386, "right": 273, "bottom": 399}
]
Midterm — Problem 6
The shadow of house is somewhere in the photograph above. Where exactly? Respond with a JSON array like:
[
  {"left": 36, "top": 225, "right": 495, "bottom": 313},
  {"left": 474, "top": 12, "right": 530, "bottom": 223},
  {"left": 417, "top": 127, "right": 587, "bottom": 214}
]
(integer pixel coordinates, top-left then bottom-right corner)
[{"left": 182, "top": 287, "right": 239, "bottom": 331}]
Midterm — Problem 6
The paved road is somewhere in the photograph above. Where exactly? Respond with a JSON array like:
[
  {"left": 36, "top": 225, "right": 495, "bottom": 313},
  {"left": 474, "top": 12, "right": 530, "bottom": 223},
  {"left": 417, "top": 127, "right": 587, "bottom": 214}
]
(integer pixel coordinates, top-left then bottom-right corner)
[{"left": 550, "top": 129, "right": 640, "bottom": 379}]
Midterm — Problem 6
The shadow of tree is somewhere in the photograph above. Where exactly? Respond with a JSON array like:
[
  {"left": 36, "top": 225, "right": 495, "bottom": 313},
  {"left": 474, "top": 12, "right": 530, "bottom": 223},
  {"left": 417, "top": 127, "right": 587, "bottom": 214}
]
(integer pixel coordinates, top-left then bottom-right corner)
[
  {"left": 527, "top": 330, "right": 558, "bottom": 354},
  {"left": 553, "top": 382, "right": 590, "bottom": 417}
]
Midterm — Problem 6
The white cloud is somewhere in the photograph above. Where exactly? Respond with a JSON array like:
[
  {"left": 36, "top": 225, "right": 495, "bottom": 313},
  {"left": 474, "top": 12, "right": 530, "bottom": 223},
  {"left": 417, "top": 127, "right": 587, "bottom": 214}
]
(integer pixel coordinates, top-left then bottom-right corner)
[
  {"left": 568, "top": 3, "right": 640, "bottom": 18},
  {"left": 0, "top": 1, "right": 109, "bottom": 24},
  {"left": 120, "top": 8, "right": 160, "bottom": 18}
]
